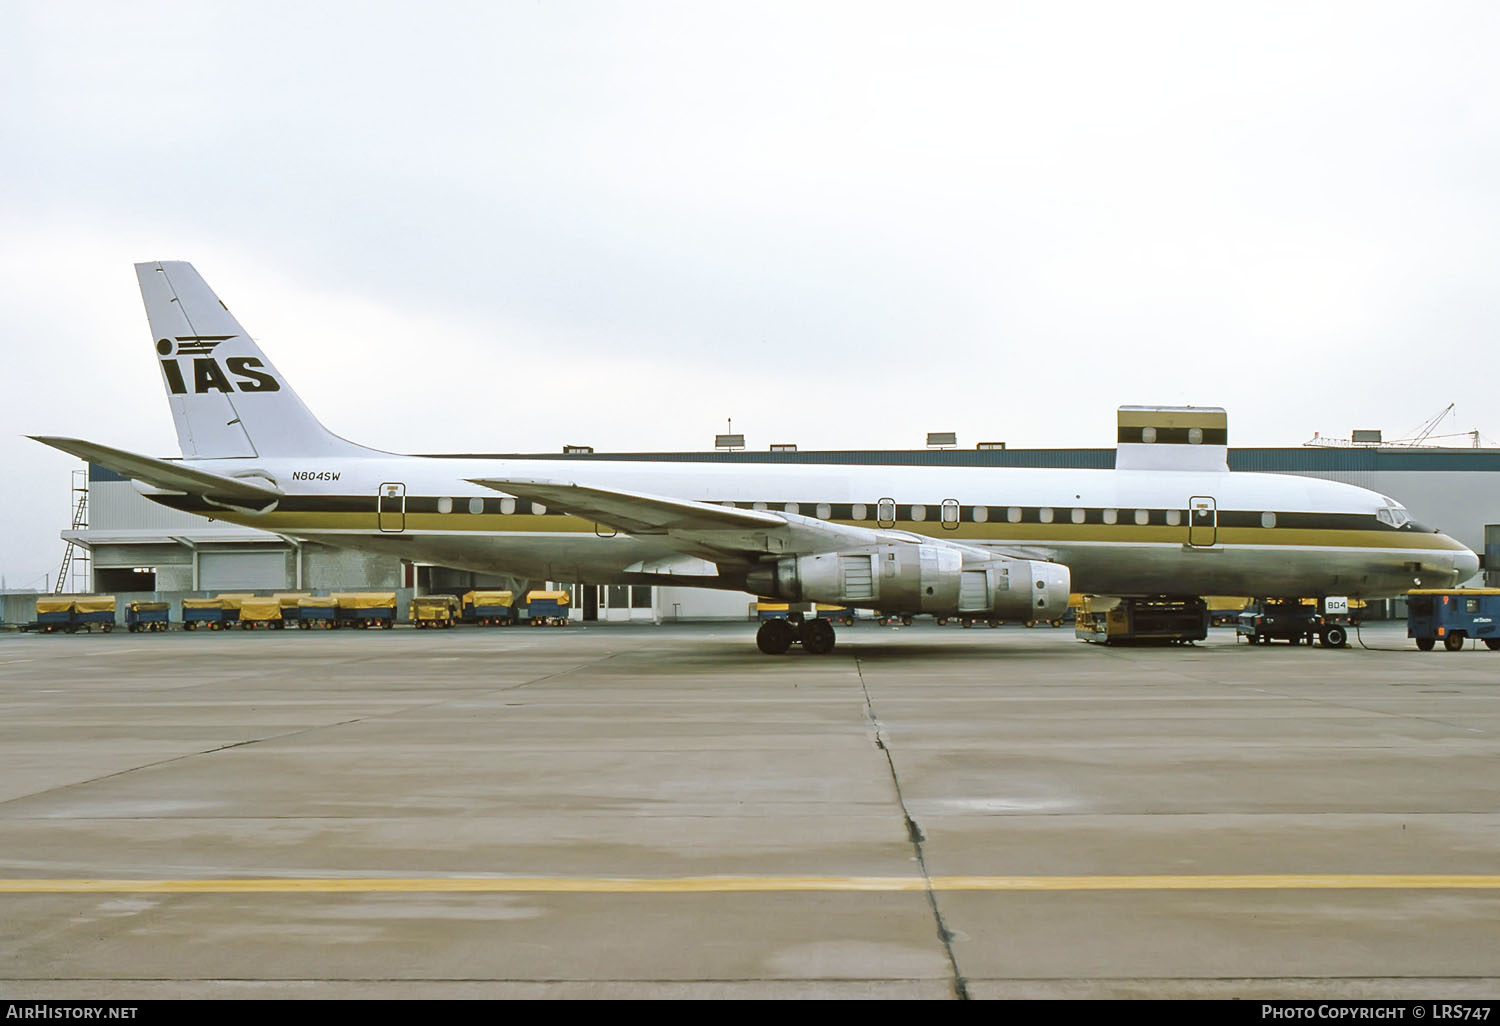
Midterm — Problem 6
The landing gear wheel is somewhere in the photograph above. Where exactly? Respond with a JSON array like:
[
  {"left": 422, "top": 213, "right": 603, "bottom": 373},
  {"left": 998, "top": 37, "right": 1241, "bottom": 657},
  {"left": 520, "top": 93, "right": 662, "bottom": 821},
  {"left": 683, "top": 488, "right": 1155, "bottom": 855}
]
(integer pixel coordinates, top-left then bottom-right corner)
[
  {"left": 1321, "top": 626, "right": 1347, "bottom": 648},
  {"left": 799, "top": 618, "right": 836, "bottom": 655},
  {"left": 1416, "top": 637, "right": 1435, "bottom": 651},
  {"left": 756, "top": 619, "right": 795, "bottom": 655},
  {"left": 1444, "top": 633, "right": 1465, "bottom": 652}
]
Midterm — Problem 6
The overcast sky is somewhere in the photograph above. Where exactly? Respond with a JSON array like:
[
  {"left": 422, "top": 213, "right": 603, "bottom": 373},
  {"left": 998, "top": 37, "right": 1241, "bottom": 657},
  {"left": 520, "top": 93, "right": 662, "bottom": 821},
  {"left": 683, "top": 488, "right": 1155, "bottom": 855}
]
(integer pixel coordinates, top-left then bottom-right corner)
[{"left": 3, "top": 1, "right": 1499, "bottom": 590}]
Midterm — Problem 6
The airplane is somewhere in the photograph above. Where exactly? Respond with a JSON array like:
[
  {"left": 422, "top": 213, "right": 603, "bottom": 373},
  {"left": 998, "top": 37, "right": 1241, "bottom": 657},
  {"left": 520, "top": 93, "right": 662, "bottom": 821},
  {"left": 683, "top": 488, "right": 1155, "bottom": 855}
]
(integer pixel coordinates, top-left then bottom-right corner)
[{"left": 32, "top": 261, "right": 1480, "bottom": 654}]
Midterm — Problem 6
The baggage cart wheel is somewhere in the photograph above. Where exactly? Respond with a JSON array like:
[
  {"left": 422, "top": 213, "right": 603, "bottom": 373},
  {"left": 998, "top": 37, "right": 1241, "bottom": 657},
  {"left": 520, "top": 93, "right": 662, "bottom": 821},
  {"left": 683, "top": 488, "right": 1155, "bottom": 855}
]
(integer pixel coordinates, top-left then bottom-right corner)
[
  {"left": 1485, "top": 638, "right": 1500, "bottom": 651},
  {"left": 1444, "top": 633, "right": 1465, "bottom": 652},
  {"left": 1416, "top": 637, "right": 1435, "bottom": 651}
]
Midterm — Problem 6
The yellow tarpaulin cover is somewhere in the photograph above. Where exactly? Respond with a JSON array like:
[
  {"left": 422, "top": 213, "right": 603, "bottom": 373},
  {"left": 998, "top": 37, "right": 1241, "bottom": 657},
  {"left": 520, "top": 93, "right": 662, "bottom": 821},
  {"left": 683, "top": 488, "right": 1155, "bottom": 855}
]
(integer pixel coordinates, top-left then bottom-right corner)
[
  {"left": 273, "top": 592, "right": 311, "bottom": 608},
  {"left": 182, "top": 597, "right": 225, "bottom": 610},
  {"left": 463, "top": 590, "right": 514, "bottom": 607},
  {"left": 238, "top": 598, "right": 283, "bottom": 621},
  {"left": 525, "top": 590, "right": 571, "bottom": 605},
  {"left": 297, "top": 596, "right": 336, "bottom": 609},
  {"left": 36, "top": 598, "right": 75, "bottom": 615},
  {"left": 411, "top": 596, "right": 459, "bottom": 618},
  {"left": 333, "top": 592, "right": 397, "bottom": 610},
  {"left": 128, "top": 601, "right": 170, "bottom": 612},
  {"left": 72, "top": 596, "right": 117, "bottom": 614},
  {"left": 215, "top": 593, "right": 257, "bottom": 611}
]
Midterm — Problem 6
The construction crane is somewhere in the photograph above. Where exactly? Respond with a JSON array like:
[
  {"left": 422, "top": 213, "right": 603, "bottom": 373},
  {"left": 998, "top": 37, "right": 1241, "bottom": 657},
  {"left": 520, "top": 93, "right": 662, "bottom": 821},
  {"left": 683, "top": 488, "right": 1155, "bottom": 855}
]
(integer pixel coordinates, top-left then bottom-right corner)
[{"left": 1305, "top": 404, "right": 1497, "bottom": 448}]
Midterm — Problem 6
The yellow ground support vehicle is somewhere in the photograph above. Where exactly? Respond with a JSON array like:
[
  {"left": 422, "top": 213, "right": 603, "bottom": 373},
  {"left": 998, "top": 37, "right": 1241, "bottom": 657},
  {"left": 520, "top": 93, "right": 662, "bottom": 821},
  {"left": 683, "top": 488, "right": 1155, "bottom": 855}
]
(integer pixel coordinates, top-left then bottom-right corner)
[
  {"left": 273, "top": 593, "right": 311, "bottom": 627},
  {"left": 214, "top": 594, "right": 257, "bottom": 628},
  {"left": 462, "top": 590, "right": 516, "bottom": 626},
  {"left": 236, "top": 596, "right": 284, "bottom": 629},
  {"left": 524, "top": 590, "right": 571, "bottom": 625},
  {"left": 296, "top": 595, "right": 338, "bottom": 629},
  {"left": 756, "top": 599, "right": 792, "bottom": 621},
  {"left": 1075, "top": 595, "right": 1209, "bottom": 645},
  {"left": 411, "top": 594, "right": 461, "bottom": 628},
  {"left": 333, "top": 592, "right": 397, "bottom": 629},
  {"left": 32, "top": 597, "right": 80, "bottom": 633},
  {"left": 125, "top": 601, "right": 170, "bottom": 632},
  {"left": 182, "top": 596, "right": 227, "bottom": 631}
]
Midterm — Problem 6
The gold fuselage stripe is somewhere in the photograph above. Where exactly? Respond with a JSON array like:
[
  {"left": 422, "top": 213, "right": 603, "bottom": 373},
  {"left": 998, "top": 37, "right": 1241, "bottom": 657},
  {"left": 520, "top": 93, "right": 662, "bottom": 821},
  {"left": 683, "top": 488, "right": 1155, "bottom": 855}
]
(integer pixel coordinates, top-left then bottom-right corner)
[{"left": 2, "top": 875, "right": 1498, "bottom": 894}]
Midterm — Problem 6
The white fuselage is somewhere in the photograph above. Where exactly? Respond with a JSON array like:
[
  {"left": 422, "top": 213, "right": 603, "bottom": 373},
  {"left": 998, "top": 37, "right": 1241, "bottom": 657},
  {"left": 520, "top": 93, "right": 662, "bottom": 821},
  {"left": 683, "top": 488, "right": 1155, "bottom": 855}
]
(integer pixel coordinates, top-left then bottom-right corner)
[{"left": 146, "top": 452, "right": 1479, "bottom": 599}]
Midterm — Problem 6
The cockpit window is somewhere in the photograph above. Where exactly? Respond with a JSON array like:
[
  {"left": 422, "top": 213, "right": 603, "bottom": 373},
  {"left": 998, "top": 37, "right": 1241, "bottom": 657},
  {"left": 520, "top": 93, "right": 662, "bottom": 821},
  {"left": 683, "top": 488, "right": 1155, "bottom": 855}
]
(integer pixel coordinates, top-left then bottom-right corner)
[{"left": 1376, "top": 500, "right": 1412, "bottom": 529}]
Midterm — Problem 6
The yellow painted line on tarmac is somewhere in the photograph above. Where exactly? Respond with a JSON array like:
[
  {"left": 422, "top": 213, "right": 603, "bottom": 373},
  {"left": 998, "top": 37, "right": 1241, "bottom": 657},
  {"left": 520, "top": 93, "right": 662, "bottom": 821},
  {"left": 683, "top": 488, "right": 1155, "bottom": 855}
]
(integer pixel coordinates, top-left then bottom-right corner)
[{"left": 3, "top": 874, "right": 1500, "bottom": 895}]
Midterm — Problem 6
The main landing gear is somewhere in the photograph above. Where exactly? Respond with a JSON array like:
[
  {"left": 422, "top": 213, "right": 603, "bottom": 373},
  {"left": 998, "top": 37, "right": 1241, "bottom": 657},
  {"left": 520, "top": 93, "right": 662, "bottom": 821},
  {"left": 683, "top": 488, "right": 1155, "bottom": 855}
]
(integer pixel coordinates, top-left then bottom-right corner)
[{"left": 756, "top": 617, "right": 837, "bottom": 655}]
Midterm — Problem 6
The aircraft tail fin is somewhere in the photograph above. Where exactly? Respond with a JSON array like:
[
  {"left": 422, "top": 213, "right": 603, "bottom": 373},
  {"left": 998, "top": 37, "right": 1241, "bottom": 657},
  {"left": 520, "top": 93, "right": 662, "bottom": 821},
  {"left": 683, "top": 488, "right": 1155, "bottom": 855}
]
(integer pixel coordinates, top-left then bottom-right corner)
[{"left": 136, "top": 261, "right": 377, "bottom": 459}]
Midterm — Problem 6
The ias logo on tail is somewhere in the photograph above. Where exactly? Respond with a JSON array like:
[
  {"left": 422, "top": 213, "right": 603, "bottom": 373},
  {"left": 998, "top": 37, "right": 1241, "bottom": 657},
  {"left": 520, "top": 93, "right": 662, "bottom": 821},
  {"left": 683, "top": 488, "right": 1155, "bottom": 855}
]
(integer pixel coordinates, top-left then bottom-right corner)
[{"left": 157, "top": 337, "right": 281, "bottom": 394}]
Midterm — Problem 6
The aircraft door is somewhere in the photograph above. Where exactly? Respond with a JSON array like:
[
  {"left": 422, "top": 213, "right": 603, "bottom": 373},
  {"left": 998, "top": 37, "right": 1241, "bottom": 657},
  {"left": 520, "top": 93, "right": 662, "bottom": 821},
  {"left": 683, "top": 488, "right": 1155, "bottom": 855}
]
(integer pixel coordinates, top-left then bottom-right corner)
[
  {"left": 1188, "top": 496, "right": 1216, "bottom": 547},
  {"left": 378, "top": 482, "right": 406, "bottom": 533}
]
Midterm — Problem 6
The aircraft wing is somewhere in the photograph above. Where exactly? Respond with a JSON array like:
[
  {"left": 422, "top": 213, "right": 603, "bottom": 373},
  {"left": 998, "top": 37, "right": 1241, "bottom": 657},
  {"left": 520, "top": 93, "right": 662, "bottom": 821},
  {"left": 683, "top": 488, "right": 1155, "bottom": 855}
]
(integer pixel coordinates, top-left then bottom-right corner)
[
  {"left": 468, "top": 477, "right": 784, "bottom": 535},
  {"left": 468, "top": 476, "right": 895, "bottom": 565},
  {"left": 30, "top": 436, "right": 284, "bottom": 503},
  {"left": 470, "top": 476, "right": 1061, "bottom": 568}
]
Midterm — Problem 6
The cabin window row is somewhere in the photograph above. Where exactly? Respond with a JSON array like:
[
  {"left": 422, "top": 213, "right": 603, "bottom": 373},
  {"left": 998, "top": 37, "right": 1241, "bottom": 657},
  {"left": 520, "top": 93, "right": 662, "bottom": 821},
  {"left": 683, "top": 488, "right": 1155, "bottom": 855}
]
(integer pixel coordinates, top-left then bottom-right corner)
[
  {"left": 410, "top": 498, "right": 1277, "bottom": 529},
  {"left": 430, "top": 497, "right": 546, "bottom": 515}
]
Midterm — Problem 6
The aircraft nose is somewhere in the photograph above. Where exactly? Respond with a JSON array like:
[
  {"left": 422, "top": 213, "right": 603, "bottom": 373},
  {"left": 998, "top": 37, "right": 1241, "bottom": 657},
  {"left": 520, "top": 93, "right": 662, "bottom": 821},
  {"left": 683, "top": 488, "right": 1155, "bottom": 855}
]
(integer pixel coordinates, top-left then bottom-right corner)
[{"left": 1454, "top": 547, "right": 1481, "bottom": 583}]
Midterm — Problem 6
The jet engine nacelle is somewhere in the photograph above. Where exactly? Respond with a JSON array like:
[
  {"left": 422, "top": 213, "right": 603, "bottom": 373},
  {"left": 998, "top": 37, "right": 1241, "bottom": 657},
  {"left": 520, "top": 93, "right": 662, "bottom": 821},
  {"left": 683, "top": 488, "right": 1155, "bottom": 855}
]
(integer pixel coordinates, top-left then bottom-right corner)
[{"left": 745, "top": 542, "right": 1070, "bottom": 620}]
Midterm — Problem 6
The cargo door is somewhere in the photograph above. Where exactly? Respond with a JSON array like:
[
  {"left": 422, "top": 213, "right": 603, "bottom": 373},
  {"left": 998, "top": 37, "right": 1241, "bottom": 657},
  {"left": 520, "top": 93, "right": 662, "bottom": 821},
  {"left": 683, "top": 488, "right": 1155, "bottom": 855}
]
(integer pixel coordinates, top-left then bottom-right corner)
[
  {"left": 1188, "top": 495, "right": 1216, "bottom": 547},
  {"left": 378, "top": 482, "right": 406, "bottom": 533}
]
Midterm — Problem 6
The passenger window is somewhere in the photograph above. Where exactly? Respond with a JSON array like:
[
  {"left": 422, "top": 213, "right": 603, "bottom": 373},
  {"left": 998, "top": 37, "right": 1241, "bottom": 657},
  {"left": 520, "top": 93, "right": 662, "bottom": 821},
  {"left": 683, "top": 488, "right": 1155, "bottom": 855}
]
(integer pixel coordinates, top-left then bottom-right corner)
[
  {"left": 1038, "top": 508, "right": 1054, "bottom": 524},
  {"left": 1102, "top": 509, "right": 1118, "bottom": 525},
  {"left": 972, "top": 506, "right": 989, "bottom": 523},
  {"left": 1262, "top": 512, "right": 1276, "bottom": 528},
  {"left": 1165, "top": 509, "right": 1182, "bottom": 527},
  {"left": 437, "top": 497, "right": 453, "bottom": 514},
  {"left": 911, "top": 504, "right": 927, "bottom": 522},
  {"left": 1134, "top": 509, "right": 1149, "bottom": 525},
  {"left": 852, "top": 503, "right": 868, "bottom": 520},
  {"left": 877, "top": 498, "right": 896, "bottom": 527},
  {"left": 499, "top": 498, "right": 515, "bottom": 515},
  {"left": 753, "top": 501, "right": 768, "bottom": 511},
  {"left": 1070, "top": 508, "right": 1085, "bottom": 524},
  {"left": 816, "top": 502, "right": 831, "bottom": 519},
  {"left": 784, "top": 502, "right": 800, "bottom": 515},
  {"left": 1007, "top": 506, "right": 1022, "bottom": 523},
  {"left": 468, "top": 498, "right": 485, "bottom": 514},
  {"left": 532, "top": 502, "right": 547, "bottom": 515},
  {"left": 941, "top": 499, "right": 959, "bottom": 529}
]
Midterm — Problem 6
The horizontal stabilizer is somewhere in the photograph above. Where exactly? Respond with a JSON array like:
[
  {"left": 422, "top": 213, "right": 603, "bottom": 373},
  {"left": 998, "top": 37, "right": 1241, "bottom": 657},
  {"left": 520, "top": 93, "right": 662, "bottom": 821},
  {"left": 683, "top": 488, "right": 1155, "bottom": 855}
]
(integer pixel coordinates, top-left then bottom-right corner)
[{"left": 30, "top": 436, "right": 283, "bottom": 502}]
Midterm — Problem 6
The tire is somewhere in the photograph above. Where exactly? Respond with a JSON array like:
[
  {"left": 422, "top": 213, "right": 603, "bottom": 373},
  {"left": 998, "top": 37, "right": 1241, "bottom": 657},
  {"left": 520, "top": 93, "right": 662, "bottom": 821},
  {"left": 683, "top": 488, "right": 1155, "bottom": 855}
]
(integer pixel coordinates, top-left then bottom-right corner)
[
  {"left": 1415, "top": 637, "right": 1434, "bottom": 651},
  {"left": 756, "top": 619, "right": 794, "bottom": 655},
  {"left": 1485, "top": 638, "right": 1500, "bottom": 651},
  {"left": 799, "top": 618, "right": 836, "bottom": 655},
  {"left": 1444, "top": 633, "right": 1465, "bottom": 652},
  {"left": 1322, "top": 626, "right": 1347, "bottom": 648}
]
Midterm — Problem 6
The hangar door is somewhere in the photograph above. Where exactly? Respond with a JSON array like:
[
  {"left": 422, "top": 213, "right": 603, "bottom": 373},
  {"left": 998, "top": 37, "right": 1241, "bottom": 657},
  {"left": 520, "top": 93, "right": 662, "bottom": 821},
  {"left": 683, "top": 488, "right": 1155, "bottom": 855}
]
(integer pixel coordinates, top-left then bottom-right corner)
[{"left": 198, "top": 551, "right": 290, "bottom": 591}]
